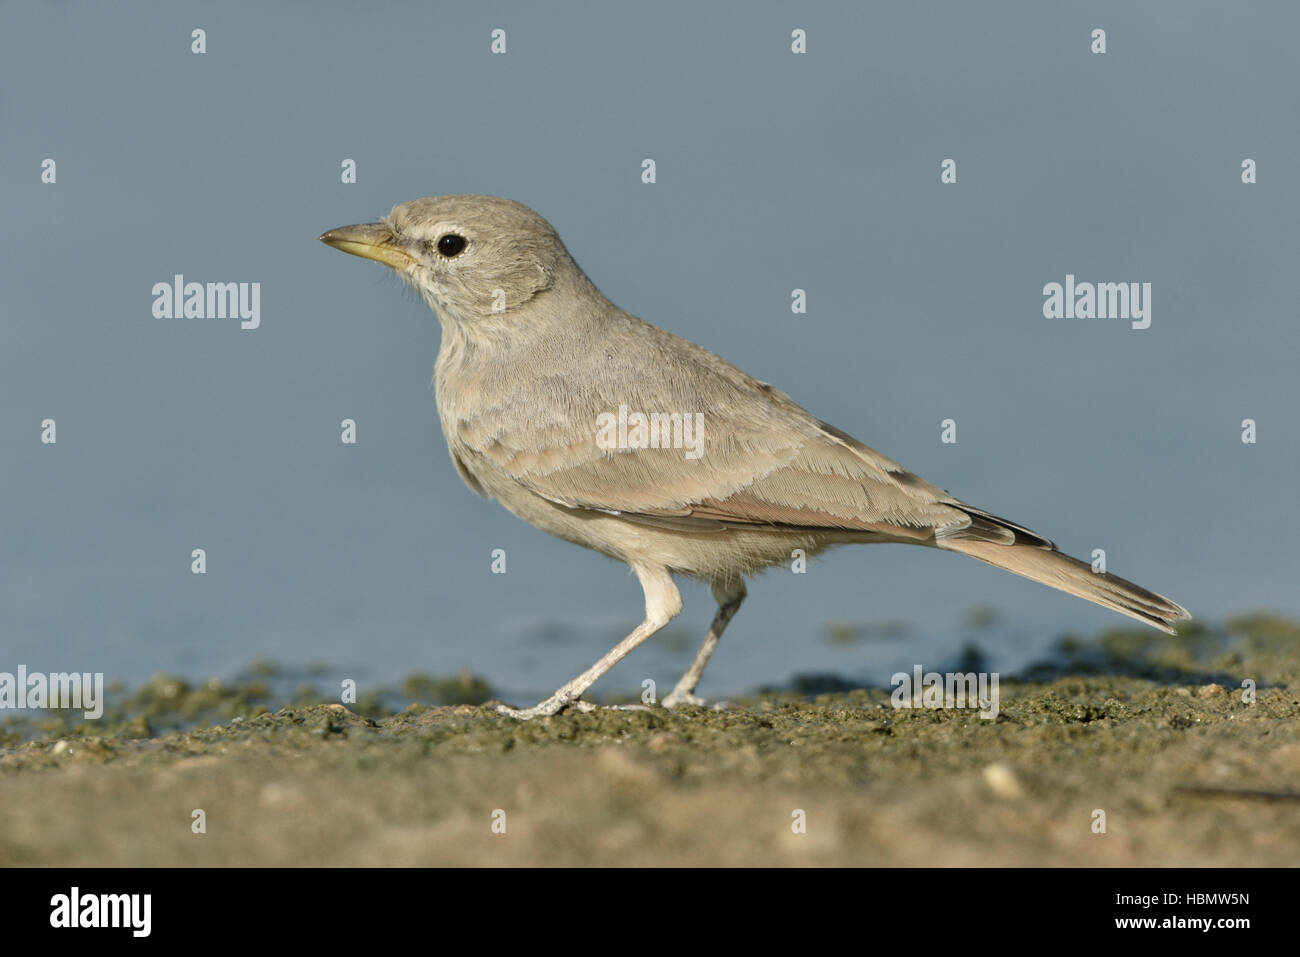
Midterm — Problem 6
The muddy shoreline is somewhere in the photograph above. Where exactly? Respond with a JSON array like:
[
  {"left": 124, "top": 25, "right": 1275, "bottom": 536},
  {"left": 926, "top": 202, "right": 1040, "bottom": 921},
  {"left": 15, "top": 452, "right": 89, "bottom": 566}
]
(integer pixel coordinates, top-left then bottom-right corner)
[{"left": 3, "top": 615, "right": 1297, "bottom": 866}]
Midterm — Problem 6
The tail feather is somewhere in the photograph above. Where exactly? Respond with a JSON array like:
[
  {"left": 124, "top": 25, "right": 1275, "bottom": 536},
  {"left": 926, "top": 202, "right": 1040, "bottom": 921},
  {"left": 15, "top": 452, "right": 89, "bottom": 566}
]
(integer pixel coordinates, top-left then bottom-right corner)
[{"left": 938, "top": 515, "right": 1190, "bottom": 634}]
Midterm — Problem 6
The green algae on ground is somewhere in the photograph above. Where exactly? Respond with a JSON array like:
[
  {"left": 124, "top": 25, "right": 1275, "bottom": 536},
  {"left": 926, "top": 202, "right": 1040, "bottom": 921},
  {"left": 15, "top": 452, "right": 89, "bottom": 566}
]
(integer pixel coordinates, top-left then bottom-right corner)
[
  {"left": 0, "top": 666, "right": 497, "bottom": 747},
  {"left": 1, "top": 613, "right": 1297, "bottom": 866}
]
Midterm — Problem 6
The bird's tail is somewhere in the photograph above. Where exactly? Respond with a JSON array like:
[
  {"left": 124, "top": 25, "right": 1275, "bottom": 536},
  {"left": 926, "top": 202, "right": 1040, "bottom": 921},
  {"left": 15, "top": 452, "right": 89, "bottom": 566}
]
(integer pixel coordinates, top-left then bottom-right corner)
[{"left": 937, "top": 508, "right": 1190, "bottom": 634}]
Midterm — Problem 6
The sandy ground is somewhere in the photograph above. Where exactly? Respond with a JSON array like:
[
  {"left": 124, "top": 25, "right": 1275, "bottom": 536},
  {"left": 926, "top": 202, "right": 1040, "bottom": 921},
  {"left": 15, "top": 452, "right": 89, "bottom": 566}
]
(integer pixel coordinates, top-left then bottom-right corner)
[{"left": 2, "top": 615, "right": 1298, "bottom": 866}]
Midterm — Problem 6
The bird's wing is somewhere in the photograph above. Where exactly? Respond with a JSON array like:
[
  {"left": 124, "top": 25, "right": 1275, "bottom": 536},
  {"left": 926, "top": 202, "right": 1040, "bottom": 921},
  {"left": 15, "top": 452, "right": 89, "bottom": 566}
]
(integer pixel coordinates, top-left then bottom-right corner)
[{"left": 449, "top": 323, "right": 972, "bottom": 541}]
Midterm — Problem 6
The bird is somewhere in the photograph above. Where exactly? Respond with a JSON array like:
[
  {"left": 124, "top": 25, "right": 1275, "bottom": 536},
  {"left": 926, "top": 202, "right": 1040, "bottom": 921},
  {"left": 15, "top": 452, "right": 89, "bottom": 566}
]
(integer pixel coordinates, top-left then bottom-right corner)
[{"left": 320, "top": 195, "right": 1190, "bottom": 719}]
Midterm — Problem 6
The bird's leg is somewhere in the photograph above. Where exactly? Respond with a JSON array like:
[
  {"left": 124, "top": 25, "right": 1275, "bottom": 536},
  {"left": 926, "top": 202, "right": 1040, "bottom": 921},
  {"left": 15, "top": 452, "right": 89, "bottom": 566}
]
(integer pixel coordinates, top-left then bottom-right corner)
[
  {"left": 663, "top": 577, "right": 746, "bottom": 709},
  {"left": 497, "top": 566, "right": 681, "bottom": 720}
]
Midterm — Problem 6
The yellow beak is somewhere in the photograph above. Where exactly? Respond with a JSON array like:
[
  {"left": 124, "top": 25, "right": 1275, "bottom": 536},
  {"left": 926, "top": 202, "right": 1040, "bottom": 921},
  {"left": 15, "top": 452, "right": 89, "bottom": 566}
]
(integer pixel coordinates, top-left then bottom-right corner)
[{"left": 318, "top": 223, "right": 418, "bottom": 269}]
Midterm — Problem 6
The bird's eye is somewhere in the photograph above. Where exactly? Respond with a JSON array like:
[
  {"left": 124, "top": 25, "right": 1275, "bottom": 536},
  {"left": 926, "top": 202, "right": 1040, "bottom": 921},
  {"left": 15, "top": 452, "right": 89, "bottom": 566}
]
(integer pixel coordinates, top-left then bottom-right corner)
[{"left": 436, "top": 234, "right": 467, "bottom": 257}]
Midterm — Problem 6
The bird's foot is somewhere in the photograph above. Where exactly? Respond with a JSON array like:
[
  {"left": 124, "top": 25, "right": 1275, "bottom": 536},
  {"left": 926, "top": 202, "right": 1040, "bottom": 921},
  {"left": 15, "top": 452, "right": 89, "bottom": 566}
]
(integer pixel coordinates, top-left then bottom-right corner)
[
  {"left": 663, "top": 689, "right": 738, "bottom": 711},
  {"left": 495, "top": 692, "right": 587, "bottom": 719},
  {"left": 496, "top": 693, "right": 651, "bottom": 720},
  {"left": 662, "top": 688, "right": 706, "bottom": 709}
]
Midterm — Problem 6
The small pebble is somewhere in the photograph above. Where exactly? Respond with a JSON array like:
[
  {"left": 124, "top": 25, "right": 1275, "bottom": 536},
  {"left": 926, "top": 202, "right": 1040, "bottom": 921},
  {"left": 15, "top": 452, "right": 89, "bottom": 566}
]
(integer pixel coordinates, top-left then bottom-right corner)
[{"left": 983, "top": 762, "right": 1024, "bottom": 799}]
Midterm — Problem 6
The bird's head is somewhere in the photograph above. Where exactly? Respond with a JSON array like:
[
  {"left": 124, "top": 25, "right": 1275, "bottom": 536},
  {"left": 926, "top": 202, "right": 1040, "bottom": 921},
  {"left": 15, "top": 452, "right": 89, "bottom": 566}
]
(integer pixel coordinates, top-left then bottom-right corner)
[{"left": 320, "top": 194, "right": 567, "bottom": 323}]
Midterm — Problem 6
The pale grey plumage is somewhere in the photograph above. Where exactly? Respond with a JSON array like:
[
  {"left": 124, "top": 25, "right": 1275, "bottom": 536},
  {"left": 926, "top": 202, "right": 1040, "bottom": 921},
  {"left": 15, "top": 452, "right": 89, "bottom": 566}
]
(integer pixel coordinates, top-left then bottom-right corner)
[{"left": 321, "top": 194, "right": 1190, "bottom": 718}]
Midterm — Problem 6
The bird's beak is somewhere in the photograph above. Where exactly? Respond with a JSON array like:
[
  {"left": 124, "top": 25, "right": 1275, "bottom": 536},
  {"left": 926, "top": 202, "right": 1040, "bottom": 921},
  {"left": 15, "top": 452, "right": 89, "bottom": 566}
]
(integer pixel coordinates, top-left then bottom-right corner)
[{"left": 318, "top": 223, "right": 418, "bottom": 270}]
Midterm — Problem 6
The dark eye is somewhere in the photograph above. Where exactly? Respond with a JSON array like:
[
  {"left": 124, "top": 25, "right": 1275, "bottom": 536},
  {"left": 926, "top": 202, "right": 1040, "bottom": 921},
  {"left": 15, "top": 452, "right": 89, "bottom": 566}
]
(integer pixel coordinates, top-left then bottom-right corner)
[{"left": 436, "top": 234, "right": 467, "bottom": 257}]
